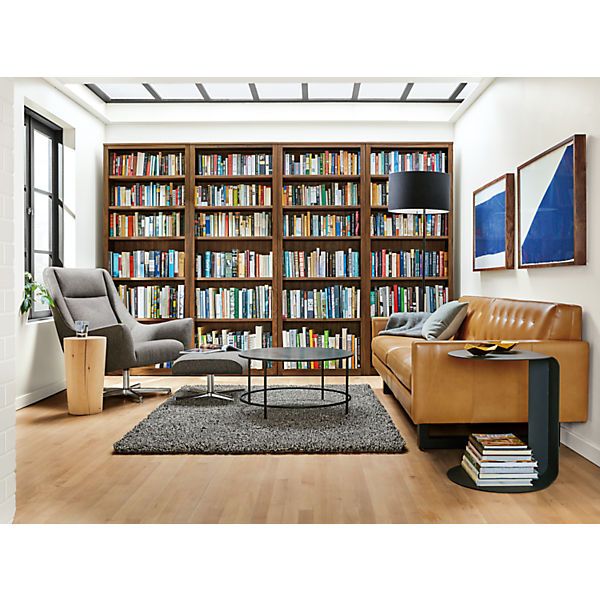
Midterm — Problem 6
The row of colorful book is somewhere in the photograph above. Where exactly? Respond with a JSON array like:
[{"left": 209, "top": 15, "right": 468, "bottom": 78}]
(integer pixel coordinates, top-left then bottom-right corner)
[
  {"left": 118, "top": 284, "right": 185, "bottom": 319},
  {"left": 195, "top": 286, "right": 272, "bottom": 319},
  {"left": 196, "top": 250, "right": 272, "bottom": 279},
  {"left": 110, "top": 183, "right": 185, "bottom": 207},
  {"left": 109, "top": 250, "right": 185, "bottom": 279},
  {"left": 282, "top": 212, "right": 360, "bottom": 237},
  {"left": 195, "top": 212, "right": 272, "bottom": 237},
  {"left": 282, "top": 286, "right": 361, "bottom": 319},
  {"left": 370, "top": 213, "right": 448, "bottom": 237},
  {"left": 109, "top": 212, "right": 184, "bottom": 238},
  {"left": 282, "top": 182, "right": 359, "bottom": 206},
  {"left": 370, "top": 150, "right": 446, "bottom": 175},
  {"left": 371, "top": 249, "right": 448, "bottom": 278},
  {"left": 284, "top": 151, "right": 360, "bottom": 176},
  {"left": 111, "top": 152, "right": 185, "bottom": 177},
  {"left": 369, "top": 284, "right": 449, "bottom": 316},
  {"left": 461, "top": 434, "right": 538, "bottom": 487},
  {"left": 195, "top": 183, "right": 272, "bottom": 207},
  {"left": 197, "top": 153, "right": 272, "bottom": 176},
  {"left": 282, "top": 327, "right": 360, "bottom": 370},
  {"left": 283, "top": 249, "right": 360, "bottom": 279}
]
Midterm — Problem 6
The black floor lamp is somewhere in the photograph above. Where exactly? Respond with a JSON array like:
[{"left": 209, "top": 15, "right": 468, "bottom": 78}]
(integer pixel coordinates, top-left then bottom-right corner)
[{"left": 387, "top": 171, "right": 450, "bottom": 312}]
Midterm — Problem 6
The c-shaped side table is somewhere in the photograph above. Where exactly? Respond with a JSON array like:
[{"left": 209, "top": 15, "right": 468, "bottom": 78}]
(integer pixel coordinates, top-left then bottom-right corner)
[{"left": 446, "top": 349, "right": 560, "bottom": 493}]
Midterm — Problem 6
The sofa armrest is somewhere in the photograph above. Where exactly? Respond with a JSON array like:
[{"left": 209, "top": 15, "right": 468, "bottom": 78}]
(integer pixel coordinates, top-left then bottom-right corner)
[
  {"left": 372, "top": 317, "right": 389, "bottom": 338},
  {"left": 411, "top": 339, "right": 589, "bottom": 424}
]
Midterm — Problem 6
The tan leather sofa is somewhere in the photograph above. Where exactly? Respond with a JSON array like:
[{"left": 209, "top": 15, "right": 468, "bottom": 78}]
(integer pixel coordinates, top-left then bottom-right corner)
[{"left": 371, "top": 296, "right": 589, "bottom": 448}]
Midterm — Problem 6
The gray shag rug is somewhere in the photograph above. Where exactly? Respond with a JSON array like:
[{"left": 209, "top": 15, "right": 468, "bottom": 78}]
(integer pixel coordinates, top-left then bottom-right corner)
[{"left": 113, "top": 384, "right": 405, "bottom": 455}]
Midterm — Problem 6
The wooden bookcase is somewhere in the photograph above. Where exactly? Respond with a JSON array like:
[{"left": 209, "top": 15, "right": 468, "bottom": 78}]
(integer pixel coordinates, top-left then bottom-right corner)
[{"left": 104, "top": 142, "right": 453, "bottom": 376}]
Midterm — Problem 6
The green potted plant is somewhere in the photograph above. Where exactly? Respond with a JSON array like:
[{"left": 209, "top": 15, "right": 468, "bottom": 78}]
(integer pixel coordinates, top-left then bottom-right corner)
[{"left": 19, "top": 272, "right": 55, "bottom": 315}]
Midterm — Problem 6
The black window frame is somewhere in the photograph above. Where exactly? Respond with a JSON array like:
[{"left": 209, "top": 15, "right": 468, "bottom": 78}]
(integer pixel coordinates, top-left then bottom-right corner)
[{"left": 24, "top": 107, "right": 64, "bottom": 320}]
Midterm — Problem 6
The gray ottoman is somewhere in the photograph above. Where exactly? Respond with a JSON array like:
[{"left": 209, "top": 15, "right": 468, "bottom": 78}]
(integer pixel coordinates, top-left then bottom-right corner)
[{"left": 172, "top": 352, "right": 248, "bottom": 401}]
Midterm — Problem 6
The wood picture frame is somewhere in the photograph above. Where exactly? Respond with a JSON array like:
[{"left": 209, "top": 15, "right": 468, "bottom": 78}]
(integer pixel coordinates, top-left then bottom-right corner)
[
  {"left": 517, "top": 134, "right": 586, "bottom": 269},
  {"left": 472, "top": 173, "right": 515, "bottom": 271}
]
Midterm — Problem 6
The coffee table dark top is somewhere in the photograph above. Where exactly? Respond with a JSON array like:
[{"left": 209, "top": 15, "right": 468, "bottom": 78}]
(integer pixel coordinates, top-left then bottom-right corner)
[
  {"left": 239, "top": 347, "right": 354, "bottom": 362},
  {"left": 448, "top": 349, "right": 550, "bottom": 361}
]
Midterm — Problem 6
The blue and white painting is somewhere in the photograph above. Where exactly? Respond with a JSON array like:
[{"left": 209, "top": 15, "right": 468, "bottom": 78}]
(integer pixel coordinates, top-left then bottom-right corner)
[
  {"left": 519, "top": 141, "right": 574, "bottom": 266},
  {"left": 474, "top": 178, "right": 508, "bottom": 270}
]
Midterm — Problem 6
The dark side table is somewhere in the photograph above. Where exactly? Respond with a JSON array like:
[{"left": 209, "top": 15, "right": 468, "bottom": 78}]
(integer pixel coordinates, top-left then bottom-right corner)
[{"left": 446, "top": 349, "right": 560, "bottom": 493}]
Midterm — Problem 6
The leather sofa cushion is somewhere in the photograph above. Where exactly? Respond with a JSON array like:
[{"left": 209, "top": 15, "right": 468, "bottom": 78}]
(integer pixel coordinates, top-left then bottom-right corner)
[
  {"left": 386, "top": 346, "right": 412, "bottom": 390},
  {"left": 371, "top": 335, "right": 415, "bottom": 364},
  {"left": 457, "top": 296, "right": 582, "bottom": 341}
]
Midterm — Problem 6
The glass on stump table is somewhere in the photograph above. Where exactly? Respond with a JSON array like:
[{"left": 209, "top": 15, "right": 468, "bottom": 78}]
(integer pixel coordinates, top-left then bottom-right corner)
[{"left": 238, "top": 347, "right": 354, "bottom": 419}]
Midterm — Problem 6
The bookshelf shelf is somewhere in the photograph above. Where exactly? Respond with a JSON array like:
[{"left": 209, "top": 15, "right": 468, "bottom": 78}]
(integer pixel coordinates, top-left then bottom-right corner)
[
  {"left": 105, "top": 141, "right": 453, "bottom": 376},
  {"left": 109, "top": 206, "right": 186, "bottom": 212},
  {"left": 282, "top": 205, "right": 359, "bottom": 212},
  {"left": 109, "top": 175, "right": 186, "bottom": 182},
  {"left": 109, "top": 236, "right": 185, "bottom": 241},
  {"left": 195, "top": 175, "right": 272, "bottom": 182},
  {"left": 195, "top": 206, "right": 273, "bottom": 212}
]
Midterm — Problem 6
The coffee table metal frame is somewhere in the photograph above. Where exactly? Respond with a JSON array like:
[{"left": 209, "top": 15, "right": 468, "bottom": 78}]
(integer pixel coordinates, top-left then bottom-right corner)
[{"left": 238, "top": 347, "right": 353, "bottom": 419}]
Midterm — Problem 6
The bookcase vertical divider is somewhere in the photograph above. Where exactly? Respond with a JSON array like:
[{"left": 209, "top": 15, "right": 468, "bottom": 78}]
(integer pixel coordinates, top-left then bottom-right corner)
[
  {"left": 272, "top": 143, "right": 283, "bottom": 375},
  {"left": 360, "top": 144, "right": 372, "bottom": 374},
  {"left": 185, "top": 144, "right": 195, "bottom": 324}
]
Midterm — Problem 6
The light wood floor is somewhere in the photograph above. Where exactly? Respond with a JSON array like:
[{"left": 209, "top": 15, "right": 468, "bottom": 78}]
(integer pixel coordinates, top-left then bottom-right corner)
[{"left": 14, "top": 374, "right": 600, "bottom": 523}]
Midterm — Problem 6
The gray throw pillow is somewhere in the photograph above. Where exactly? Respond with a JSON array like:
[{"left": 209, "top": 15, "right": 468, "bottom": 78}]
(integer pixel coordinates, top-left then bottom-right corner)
[{"left": 422, "top": 301, "right": 469, "bottom": 340}]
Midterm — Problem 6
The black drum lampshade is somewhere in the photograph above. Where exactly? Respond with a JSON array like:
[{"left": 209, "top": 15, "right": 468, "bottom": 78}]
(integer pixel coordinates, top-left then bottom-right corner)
[{"left": 388, "top": 171, "right": 451, "bottom": 214}]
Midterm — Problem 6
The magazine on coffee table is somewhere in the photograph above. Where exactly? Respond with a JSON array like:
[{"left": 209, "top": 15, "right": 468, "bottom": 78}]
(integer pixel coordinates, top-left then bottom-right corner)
[{"left": 180, "top": 344, "right": 240, "bottom": 354}]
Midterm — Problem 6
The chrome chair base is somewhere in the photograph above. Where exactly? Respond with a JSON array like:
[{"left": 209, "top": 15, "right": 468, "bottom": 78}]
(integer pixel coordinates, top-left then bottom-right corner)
[{"left": 103, "top": 370, "right": 171, "bottom": 403}]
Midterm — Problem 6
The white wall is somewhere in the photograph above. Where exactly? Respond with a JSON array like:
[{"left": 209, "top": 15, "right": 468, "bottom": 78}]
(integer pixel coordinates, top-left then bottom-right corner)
[
  {"left": 105, "top": 121, "right": 453, "bottom": 144},
  {"left": 454, "top": 78, "right": 600, "bottom": 464},
  {"left": 12, "top": 79, "right": 105, "bottom": 408},
  {"left": 0, "top": 78, "right": 16, "bottom": 523}
]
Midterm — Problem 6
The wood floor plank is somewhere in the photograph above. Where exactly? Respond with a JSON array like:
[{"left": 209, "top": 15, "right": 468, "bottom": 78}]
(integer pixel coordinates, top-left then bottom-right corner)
[{"left": 13, "top": 375, "right": 600, "bottom": 524}]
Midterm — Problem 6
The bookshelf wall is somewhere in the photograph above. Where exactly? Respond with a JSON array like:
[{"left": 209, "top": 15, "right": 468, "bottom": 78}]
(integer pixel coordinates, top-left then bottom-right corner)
[{"left": 104, "top": 142, "right": 453, "bottom": 376}]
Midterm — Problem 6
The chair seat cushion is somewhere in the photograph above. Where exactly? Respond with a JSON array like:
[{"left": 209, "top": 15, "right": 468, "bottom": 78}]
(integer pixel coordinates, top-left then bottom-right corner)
[
  {"left": 172, "top": 352, "right": 248, "bottom": 376},
  {"left": 134, "top": 339, "right": 184, "bottom": 366},
  {"left": 386, "top": 346, "right": 412, "bottom": 390},
  {"left": 371, "top": 335, "right": 415, "bottom": 364}
]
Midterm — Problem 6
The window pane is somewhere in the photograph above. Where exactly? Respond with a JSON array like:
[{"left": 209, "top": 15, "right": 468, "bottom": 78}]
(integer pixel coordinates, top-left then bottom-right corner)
[
  {"left": 64, "top": 211, "right": 76, "bottom": 267},
  {"left": 33, "top": 252, "right": 50, "bottom": 313},
  {"left": 34, "top": 129, "right": 52, "bottom": 192},
  {"left": 34, "top": 191, "right": 51, "bottom": 252}
]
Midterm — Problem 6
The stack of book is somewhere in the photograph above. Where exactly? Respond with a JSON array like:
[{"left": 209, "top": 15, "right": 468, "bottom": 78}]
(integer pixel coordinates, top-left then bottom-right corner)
[
  {"left": 195, "top": 212, "right": 272, "bottom": 237},
  {"left": 283, "top": 212, "right": 360, "bottom": 237},
  {"left": 461, "top": 433, "right": 538, "bottom": 488}
]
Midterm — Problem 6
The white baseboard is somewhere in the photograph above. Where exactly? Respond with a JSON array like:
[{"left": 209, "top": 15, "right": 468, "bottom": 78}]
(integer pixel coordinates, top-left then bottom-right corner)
[
  {"left": 16, "top": 379, "right": 66, "bottom": 410},
  {"left": 560, "top": 426, "right": 600, "bottom": 467}
]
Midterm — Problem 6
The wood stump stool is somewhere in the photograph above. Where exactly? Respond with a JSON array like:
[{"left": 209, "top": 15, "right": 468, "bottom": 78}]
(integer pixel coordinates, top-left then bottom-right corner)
[{"left": 64, "top": 336, "right": 106, "bottom": 415}]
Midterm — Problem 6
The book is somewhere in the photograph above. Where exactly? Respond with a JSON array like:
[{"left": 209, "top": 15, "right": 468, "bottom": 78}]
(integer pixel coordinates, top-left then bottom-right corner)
[
  {"left": 371, "top": 249, "right": 448, "bottom": 278},
  {"left": 118, "top": 284, "right": 185, "bottom": 319},
  {"left": 110, "top": 250, "right": 185, "bottom": 278},
  {"left": 370, "top": 150, "right": 446, "bottom": 175},
  {"left": 282, "top": 286, "right": 360, "bottom": 319},
  {"left": 461, "top": 458, "right": 533, "bottom": 487},
  {"left": 195, "top": 212, "right": 272, "bottom": 237},
  {"left": 465, "top": 445, "right": 538, "bottom": 469},
  {"left": 110, "top": 151, "right": 184, "bottom": 177},
  {"left": 195, "top": 183, "right": 272, "bottom": 207},
  {"left": 282, "top": 182, "right": 359, "bottom": 206},
  {"left": 196, "top": 250, "right": 272, "bottom": 279},
  {"left": 195, "top": 286, "right": 272, "bottom": 319},
  {"left": 197, "top": 153, "right": 272, "bottom": 176},
  {"left": 470, "top": 433, "right": 532, "bottom": 456},
  {"left": 282, "top": 212, "right": 360, "bottom": 237},
  {"left": 284, "top": 150, "right": 360, "bottom": 175},
  {"left": 109, "top": 211, "right": 183, "bottom": 238},
  {"left": 111, "top": 182, "right": 185, "bottom": 207},
  {"left": 283, "top": 248, "right": 359, "bottom": 278}
]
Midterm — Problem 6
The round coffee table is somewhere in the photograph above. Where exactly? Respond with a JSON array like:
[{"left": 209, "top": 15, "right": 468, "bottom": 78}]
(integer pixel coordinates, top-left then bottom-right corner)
[{"left": 238, "top": 347, "right": 354, "bottom": 419}]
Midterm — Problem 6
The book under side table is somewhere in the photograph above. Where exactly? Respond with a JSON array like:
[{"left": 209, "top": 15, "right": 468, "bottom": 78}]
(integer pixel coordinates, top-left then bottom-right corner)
[{"left": 446, "top": 349, "right": 560, "bottom": 493}]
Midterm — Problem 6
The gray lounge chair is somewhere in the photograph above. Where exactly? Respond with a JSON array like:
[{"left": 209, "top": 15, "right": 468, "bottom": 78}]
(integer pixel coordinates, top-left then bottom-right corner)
[{"left": 44, "top": 267, "right": 193, "bottom": 402}]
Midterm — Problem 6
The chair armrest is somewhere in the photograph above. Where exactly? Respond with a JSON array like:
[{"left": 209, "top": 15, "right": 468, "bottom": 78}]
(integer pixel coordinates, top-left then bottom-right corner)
[
  {"left": 372, "top": 318, "right": 389, "bottom": 338},
  {"left": 411, "top": 339, "right": 589, "bottom": 424},
  {"left": 89, "top": 323, "right": 137, "bottom": 371},
  {"left": 139, "top": 318, "right": 194, "bottom": 348}
]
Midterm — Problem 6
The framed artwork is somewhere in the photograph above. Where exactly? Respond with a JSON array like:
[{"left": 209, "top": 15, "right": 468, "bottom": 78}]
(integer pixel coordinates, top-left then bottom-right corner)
[
  {"left": 473, "top": 173, "right": 515, "bottom": 271},
  {"left": 517, "top": 134, "right": 586, "bottom": 268}
]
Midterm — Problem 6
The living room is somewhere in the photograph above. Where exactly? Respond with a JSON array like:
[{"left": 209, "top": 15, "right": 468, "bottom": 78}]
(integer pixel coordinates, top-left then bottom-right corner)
[{"left": 2, "top": 2, "right": 599, "bottom": 598}]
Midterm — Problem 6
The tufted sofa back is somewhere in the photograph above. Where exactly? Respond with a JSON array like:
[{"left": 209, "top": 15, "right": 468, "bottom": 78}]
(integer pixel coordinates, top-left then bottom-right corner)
[{"left": 456, "top": 296, "right": 582, "bottom": 341}]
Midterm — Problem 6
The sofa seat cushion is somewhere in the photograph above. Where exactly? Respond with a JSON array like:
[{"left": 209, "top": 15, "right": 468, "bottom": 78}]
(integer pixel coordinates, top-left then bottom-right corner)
[
  {"left": 371, "top": 335, "right": 415, "bottom": 364},
  {"left": 386, "top": 346, "right": 412, "bottom": 390}
]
